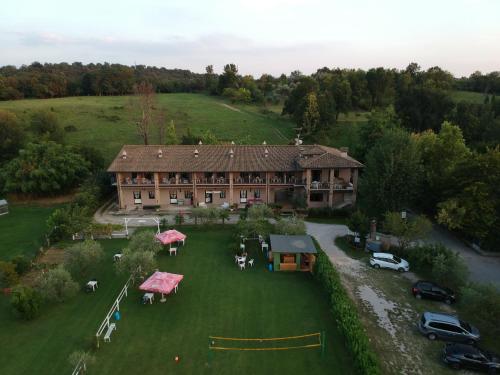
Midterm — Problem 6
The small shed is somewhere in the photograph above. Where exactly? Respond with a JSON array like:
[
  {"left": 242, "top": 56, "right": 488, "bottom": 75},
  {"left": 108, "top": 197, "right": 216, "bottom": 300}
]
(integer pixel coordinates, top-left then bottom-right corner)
[
  {"left": 269, "top": 234, "right": 317, "bottom": 272},
  {"left": 0, "top": 199, "right": 8, "bottom": 216}
]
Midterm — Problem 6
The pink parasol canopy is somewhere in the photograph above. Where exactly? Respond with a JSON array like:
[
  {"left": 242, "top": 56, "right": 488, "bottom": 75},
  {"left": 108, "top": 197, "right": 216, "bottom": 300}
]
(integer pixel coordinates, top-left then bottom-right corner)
[
  {"left": 155, "top": 229, "right": 187, "bottom": 245},
  {"left": 139, "top": 271, "right": 184, "bottom": 295}
]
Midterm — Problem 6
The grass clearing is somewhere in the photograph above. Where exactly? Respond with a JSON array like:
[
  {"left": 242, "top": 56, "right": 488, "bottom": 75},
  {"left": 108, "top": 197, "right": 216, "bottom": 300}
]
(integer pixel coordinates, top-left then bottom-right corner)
[
  {"left": 0, "top": 227, "right": 353, "bottom": 375},
  {"left": 449, "top": 90, "right": 488, "bottom": 104},
  {"left": 0, "top": 204, "right": 60, "bottom": 261},
  {"left": 0, "top": 94, "right": 296, "bottom": 163}
]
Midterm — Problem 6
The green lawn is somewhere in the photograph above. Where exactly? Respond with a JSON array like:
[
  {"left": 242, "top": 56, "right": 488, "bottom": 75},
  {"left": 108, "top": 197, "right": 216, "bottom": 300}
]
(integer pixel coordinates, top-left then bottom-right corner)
[
  {"left": 0, "top": 227, "right": 353, "bottom": 375},
  {"left": 449, "top": 90, "right": 488, "bottom": 104},
  {"left": 0, "top": 205, "right": 59, "bottom": 260},
  {"left": 0, "top": 94, "right": 295, "bottom": 163}
]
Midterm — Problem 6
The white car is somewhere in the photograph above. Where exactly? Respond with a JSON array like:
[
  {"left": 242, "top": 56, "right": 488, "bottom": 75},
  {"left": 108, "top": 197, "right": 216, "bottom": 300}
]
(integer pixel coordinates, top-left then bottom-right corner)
[{"left": 369, "top": 252, "right": 410, "bottom": 272}]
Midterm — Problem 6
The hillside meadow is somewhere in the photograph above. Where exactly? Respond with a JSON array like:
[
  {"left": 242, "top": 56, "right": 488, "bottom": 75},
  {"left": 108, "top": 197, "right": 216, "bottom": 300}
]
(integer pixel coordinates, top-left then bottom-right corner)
[{"left": 0, "top": 94, "right": 295, "bottom": 163}]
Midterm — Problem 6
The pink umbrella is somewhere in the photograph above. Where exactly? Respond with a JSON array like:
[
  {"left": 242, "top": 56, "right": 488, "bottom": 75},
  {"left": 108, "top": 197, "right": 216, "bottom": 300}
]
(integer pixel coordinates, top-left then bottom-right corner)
[
  {"left": 155, "top": 230, "right": 187, "bottom": 247},
  {"left": 139, "top": 271, "right": 184, "bottom": 302}
]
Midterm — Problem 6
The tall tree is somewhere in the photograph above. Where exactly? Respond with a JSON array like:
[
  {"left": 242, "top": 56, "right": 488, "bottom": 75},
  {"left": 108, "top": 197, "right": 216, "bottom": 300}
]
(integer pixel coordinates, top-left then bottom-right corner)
[
  {"left": 30, "top": 109, "right": 65, "bottom": 143},
  {"left": 164, "top": 120, "right": 178, "bottom": 145},
  {"left": 0, "top": 109, "right": 25, "bottom": 164},
  {"left": 133, "top": 81, "right": 156, "bottom": 145},
  {"left": 359, "top": 128, "right": 423, "bottom": 217},
  {"left": 302, "top": 92, "right": 321, "bottom": 134},
  {"left": 217, "top": 64, "right": 239, "bottom": 94}
]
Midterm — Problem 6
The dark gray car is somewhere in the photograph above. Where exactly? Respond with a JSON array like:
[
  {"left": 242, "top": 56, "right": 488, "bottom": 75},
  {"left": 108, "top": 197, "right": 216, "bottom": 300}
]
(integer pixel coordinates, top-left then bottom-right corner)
[{"left": 418, "top": 312, "right": 480, "bottom": 344}]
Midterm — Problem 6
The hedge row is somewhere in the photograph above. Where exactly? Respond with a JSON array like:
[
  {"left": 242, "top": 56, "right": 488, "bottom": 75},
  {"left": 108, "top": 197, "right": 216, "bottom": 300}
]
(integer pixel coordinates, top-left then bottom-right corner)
[{"left": 313, "top": 245, "right": 381, "bottom": 375}]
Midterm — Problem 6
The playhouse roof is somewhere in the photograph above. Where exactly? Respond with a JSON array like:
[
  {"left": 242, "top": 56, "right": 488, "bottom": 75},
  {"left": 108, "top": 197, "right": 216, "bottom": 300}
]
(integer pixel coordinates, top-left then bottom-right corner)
[{"left": 269, "top": 234, "right": 317, "bottom": 254}]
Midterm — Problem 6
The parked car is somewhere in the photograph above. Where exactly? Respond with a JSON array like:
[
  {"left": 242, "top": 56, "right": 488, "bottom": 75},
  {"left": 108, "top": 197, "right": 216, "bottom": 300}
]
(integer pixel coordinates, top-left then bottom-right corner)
[
  {"left": 418, "top": 312, "right": 480, "bottom": 344},
  {"left": 443, "top": 343, "right": 499, "bottom": 373},
  {"left": 369, "top": 252, "right": 409, "bottom": 272},
  {"left": 412, "top": 281, "right": 456, "bottom": 304}
]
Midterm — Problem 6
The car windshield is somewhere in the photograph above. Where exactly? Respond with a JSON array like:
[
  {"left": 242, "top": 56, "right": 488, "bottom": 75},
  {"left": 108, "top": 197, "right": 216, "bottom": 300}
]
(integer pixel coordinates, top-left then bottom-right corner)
[
  {"left": 459, "top": 320, "right": 472, "bottom": 332},
  {"left": 393, "top": 255, "right": 402, "bottom": 263}
]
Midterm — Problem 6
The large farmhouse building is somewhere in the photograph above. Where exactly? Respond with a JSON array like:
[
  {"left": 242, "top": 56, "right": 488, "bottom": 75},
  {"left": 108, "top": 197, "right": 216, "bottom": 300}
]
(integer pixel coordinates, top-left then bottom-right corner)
[{"left": 107, "top": 144, "right": 363, "bottom": 210}]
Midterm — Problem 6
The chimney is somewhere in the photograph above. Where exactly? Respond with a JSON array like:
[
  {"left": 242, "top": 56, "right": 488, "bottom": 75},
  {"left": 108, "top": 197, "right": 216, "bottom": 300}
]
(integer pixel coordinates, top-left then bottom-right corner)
[
  {"left": 264, "top": 148, "right": 269, "bottom": 157},
  {"left": 340, "top": 147, "right": 349, "bottom": 157},
  {"left": 194, "top": 149, "right": 199, "bottom": 158},
  {"left": 157, "top": 148, "right": 163, "bottom": 158},
  {"left": 121, "top": 150, "right": 127, "bottom": 159},
  {"left": 229, "top": 149, "right": 234, "bottom": 158},
  {"left": 262, "top": 140, "right": 267, "bottom": 145},
  {"left": 198, "top": 140, "right": 203, "bottom": 145},
  {"left": 231, "top": 141, "right": 235, "bottom": 145}
]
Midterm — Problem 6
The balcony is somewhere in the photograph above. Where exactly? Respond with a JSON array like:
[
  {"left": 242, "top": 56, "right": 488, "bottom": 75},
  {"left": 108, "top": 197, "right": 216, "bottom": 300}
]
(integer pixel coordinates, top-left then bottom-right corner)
[
  {"left": 233, "top": 177, "right": 266, "bottom": 184},
  {"left": 310, "top": 181, "right": 330, "bottom": 190},
  {"left": 196, "top": 177, "right": 229, "bottom": 185},
  {"left": 268, "top": 175, "right": 301, "bottom": 185},
  {"left": 121, "top": 178, "right": 154, "bottom": 186},
  {"left": 333, "top": 179, "right": 354, "bottom": 191},
  {"left": 160, "top": 177, "right": 192, "bottom": 186}
]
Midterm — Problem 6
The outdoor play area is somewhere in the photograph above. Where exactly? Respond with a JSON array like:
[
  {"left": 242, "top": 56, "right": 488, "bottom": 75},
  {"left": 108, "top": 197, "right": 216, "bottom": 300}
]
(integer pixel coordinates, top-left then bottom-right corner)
[{"left": 0, "top": 227, "right": 353, "bottom": 375}]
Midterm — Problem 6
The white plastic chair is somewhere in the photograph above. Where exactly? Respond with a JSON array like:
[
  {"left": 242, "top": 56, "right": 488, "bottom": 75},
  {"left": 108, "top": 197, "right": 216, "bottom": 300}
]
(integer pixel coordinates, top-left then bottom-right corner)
[
  {"left": 169, "top": 247, "right": 177, "bottom": 256},
  {"left": 239, "top": 262, "right": 246, "bottom": 270},
  {"left": 248, "top": 259, "right": 254, "bottom": 267}
]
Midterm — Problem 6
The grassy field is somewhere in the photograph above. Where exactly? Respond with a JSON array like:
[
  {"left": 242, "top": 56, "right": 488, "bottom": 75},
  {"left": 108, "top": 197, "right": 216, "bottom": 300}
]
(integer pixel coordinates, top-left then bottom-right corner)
[
  {"left": 0, "top": 94, "right": 295, "bottom": 163},
  {"left": 0, "top": 205, "right": 59, "bottom": 261},
  {"left": 449, "top": 90, "right": 488, "bottom": 104},
  {"left": 0, "top": 227, "right": 352, "bottom": 375}
]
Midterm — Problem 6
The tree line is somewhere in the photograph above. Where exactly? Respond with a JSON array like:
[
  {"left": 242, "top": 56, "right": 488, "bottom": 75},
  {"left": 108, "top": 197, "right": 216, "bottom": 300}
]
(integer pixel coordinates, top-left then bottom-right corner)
[{"left": 283, "top": 63, "right": 500, "bottom": 150}]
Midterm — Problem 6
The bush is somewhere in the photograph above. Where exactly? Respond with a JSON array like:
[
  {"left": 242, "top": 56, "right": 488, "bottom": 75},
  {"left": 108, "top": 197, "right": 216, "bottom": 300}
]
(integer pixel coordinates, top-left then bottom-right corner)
[
  {"left": 393, "top": 244, "right": 469, "bottom": 291},
  {"left": 274, "top": 217, "right": 306, "bottom": 235},
  {"left": 128, "top": 230, "right": 162, "bottom": 254},
  {"left": 11, "top": 255, "right": 31, "bottom": 275},
  {"left": 10, "top": 285, "right": 42, "bottom": 320},
  {"left": 36, "top": 266, "right": 79, "bottom": 303},
  {"left": 64, "top": 240, "right": 104, "bottom": 278},
  {"left": 247, "top": 205, "right": 274, "bottom": 220},
  {"left": 0, "top": 261, "right": 20, "bottom": 287},
  {"left": 175, "top": 212, "right": 185, "bottom": 225},
  {"left": 459, "top": 283, "right": 500, "bottom": 338},
  {"left": 313, "top": 242, "right": 380, "bottom": 375},
  {"left": 46, "top": 204, "right": 92, "bottom": 242}
]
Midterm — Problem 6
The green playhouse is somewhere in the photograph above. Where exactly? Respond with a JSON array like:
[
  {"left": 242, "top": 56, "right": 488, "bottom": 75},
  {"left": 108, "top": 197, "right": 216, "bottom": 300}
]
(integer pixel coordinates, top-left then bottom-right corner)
[{"left": 269, "top": 234, "right": 317, "bottom": 272}]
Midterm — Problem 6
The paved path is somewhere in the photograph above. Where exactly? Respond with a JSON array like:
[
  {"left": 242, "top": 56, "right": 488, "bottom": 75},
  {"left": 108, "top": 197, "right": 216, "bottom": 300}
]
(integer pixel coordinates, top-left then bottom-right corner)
[
  {"left": 305, "top": 221, "right": 500, "bottom": 289},
  {"left": 425, "top": 225, "right": 500, "bottom": 288}
]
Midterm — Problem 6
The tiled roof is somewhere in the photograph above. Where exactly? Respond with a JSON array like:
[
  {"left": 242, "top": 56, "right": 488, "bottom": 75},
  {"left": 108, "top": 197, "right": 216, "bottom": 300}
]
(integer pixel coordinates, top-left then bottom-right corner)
[{"left": 107, "top": 144, "right": 363, "bottom": 173}]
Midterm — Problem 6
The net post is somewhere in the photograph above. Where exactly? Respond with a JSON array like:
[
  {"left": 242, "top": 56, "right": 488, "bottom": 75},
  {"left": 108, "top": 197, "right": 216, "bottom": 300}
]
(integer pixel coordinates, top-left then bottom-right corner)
[
  {"left": 320, "top": 331, "right": 326, "bottom": 358},
  {"left": 207, "top": 337, "right": 213, "bottom": 368}
]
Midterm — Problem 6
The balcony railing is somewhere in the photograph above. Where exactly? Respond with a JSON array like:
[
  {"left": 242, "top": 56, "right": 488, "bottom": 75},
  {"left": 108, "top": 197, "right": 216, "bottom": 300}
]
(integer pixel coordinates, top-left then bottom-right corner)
[
  {"left": 160, "top": 178, "right": 192, "bottom": 185},
  {"left": 121, "top": 178, "right": 154, "bottom": 185},
  {"left": 233, "top": 177, "right": 266, "bottom": 184},
  {"left": 268, "top": 176, "right": 301, "bottom": 184},
  {"left": 196, "top": 177, "right": 229, "bottom": 185},
  {"left": 310, "top": 181, "right": 330, "bottom": 190}
]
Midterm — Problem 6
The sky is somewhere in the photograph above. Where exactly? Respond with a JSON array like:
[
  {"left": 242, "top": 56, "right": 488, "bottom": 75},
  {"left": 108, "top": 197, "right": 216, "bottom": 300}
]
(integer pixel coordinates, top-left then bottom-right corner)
[{"left": 1, "top": 0, "right": 499, "bottom": 77}]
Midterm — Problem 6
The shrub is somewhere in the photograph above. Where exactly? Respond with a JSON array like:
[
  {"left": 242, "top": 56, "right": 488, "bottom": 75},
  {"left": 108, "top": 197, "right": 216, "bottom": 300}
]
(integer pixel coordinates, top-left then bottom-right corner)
[
  {"left": 128, "top": 230, "right": 162, "bottom": 254},
  {"left": 36, "top": 266, "right": 79, "bottom": 303},
  {"left": 46, "top": 204, "right": 92, "bottom": 242},
  {"left": 459, "top": 283, "right": 500, "bottom": 338},
  {"left": 347, "top": 210, "right": 369, "bottom": 242},
  {"left": 0, "top": 261, "right": 20, "bottom": 287},
  {"left": 175, "top": 212, "right": 185, "bottom": 225},
  {"left": 274, "top": 217, "right": 306, "bottom": 235},
  {"left": 64, "top": 240, "right": 104, "bottom": 278},
  {"left": 383, "top": 212, "right": 431, "bottom": 251},
  {"left": 313, "top": 243, "right": 380, "bottom": 375},
  {"left": 115, "top": 249, "right": 156, "bottom": 281},
  {"left": 393, "top": 244, "right": 469, "bottom": 291},
  {"left": 10, "top": 285, "right": 42, "bottom": 320},
  {"left": 247, "top": 205, "right": 274, "bottom": 220},
  {"left": 11, "top": 255, "right": 31, "bottom": 275}
]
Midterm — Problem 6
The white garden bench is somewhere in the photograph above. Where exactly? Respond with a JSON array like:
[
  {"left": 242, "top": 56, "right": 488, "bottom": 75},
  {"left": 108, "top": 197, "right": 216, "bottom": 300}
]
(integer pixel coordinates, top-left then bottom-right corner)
[{"left": 104, "top": 323, "right": 116, "bottom": 343}]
